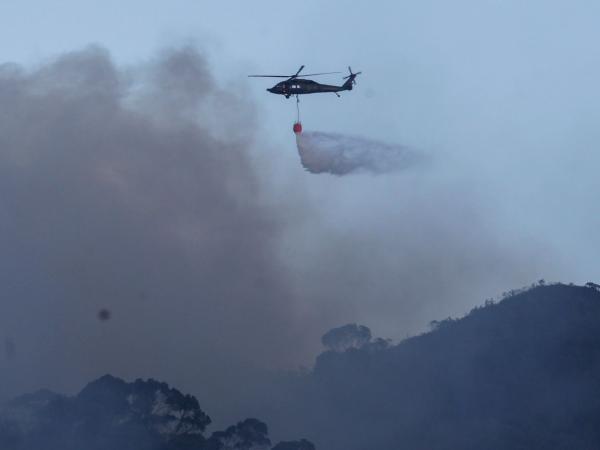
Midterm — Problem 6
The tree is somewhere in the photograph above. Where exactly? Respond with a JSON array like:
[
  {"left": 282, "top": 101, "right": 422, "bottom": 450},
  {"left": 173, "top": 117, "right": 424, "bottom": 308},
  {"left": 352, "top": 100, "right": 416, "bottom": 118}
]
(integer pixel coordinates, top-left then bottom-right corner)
[
  {"left": 321, "top": 324, "right": 372, "bottom": 352},
  {"left": 272, "top": 439, "right": 316, "bottom": 450},
  {"left": 208, "top": 418, "right": 271, "bottom": 450}
]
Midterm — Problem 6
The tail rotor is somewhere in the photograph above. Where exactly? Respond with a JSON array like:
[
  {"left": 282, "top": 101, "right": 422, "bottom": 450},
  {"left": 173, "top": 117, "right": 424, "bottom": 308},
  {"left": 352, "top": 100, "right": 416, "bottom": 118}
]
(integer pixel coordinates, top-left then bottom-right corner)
[{"left": 343, "top": 66, "right": 362, "bottom": 86}]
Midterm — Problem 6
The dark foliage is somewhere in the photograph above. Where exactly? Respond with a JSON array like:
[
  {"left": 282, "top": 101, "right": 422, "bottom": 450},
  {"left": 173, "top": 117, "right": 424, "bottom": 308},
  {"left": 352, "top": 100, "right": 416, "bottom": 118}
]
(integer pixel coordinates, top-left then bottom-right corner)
[
  {"left": 0, "top": 376, "right": 314, "bottom": 450},
  {"left": 262, "top": 283, "right": 600, "bottom": 450},
  {"left": 0, "top": 375, "right": 211, "bottom": 450},
  {"left": 321, "top": 324, "right": 372, "bottom": 352},
  {"left": 271, "top": 439, "right": 316, "bottom": 450},
  {"left": 207, "top": 418, "right": 271, "bottom": 450}
]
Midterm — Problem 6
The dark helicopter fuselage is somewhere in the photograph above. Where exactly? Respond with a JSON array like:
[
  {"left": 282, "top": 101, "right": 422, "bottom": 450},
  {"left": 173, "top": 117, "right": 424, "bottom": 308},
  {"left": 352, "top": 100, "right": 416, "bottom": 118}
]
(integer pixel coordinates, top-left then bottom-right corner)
[{"left": 267, "top": 77, "right": 354, "bottom": 98}]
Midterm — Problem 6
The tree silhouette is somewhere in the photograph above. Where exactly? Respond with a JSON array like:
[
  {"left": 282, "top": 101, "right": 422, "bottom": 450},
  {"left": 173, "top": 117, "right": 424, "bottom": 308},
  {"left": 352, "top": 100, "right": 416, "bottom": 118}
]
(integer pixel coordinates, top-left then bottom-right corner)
[{"left": 321, "top": 324, "right": 372, "bottom": 352}]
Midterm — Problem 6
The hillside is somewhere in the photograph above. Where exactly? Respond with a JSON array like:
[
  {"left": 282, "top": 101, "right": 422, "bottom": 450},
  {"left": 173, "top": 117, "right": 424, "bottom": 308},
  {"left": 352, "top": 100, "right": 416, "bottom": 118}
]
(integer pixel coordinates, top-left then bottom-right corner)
[
  {"left": 257, "top": 283, "right": 600, "bottom": 450},
  {"left": 0, "top": 375, "right": 313, "bottom": 450},
  {"left": 3, "top": 283, "right": 600, "bottom": 450}
]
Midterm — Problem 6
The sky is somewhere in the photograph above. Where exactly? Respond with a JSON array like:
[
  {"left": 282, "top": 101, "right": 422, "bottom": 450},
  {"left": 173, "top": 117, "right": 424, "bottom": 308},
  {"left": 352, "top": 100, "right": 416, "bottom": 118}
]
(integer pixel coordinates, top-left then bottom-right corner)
[{"left": 1, "top": 0, "right": 599, "bottom": 425}]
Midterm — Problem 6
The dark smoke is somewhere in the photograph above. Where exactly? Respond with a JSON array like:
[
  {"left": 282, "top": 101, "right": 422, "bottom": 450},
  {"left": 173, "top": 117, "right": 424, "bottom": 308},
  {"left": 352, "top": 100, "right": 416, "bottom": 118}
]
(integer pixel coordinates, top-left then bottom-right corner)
[
  {"left": 0, "top": 45, "right": 308, "bottom": 406},
  {"left": 296, "top": 131, "right": 423, "bottom": 175}
]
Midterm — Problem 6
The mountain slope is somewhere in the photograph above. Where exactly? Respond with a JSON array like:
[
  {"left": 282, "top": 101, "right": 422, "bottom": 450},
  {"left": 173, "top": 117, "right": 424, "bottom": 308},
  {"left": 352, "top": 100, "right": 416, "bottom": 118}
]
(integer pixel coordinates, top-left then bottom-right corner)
[
  {"left": 4, "top": 283, "right": 600, "bottom": 450},
  {"left": 0, "top": 375, "right": 312, "bottom": 450},
  {"left": 259, "top": 283, "right": 600, "bottom": 450}
]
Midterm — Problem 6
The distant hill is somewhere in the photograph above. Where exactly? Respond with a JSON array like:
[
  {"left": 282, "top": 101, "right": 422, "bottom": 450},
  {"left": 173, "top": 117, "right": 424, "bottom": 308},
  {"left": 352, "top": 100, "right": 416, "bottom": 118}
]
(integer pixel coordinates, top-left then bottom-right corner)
[
  {"left": 4, "top": 283, "right": 600, "bottom": 450},
  {"left": 0, "top": 375, "right": 313, "bottom": 450},
  {"left": 255, "top": 283, "right": 600, "bottom": 450}
]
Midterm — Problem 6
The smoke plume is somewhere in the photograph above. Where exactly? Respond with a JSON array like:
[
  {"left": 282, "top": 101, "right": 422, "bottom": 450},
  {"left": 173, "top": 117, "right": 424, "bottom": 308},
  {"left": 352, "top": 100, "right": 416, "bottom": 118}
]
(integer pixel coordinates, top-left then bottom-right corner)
[
  {"left": 0, "top": 45, "right": 309, "bottom": 405},
  {"left": 296, "top": 131, "right": 422, "bottom": 175}
]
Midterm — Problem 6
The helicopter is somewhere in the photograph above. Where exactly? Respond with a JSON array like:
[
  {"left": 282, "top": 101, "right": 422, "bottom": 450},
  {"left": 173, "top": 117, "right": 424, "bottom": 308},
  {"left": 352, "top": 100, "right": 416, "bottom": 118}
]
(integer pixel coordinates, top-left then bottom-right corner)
[{"left": 249, "top": 65, "right": 361, "bottom": 99}]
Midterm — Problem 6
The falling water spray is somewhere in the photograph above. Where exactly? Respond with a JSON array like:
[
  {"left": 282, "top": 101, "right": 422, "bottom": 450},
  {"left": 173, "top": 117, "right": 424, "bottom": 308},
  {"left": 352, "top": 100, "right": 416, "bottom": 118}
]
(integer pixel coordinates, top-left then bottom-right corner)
[{"left": 295, "top": 127, "right": 423, "bottom": 175}]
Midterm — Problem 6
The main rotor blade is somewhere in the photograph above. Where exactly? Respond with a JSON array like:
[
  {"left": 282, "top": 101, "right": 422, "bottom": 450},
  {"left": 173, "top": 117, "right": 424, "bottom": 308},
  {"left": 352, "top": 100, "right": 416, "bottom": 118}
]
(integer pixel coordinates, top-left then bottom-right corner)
[
  {"left": 294, "top": 65, "right": 305, "bottom": 77},
  {"left": 249, "top": 70, "right": 342, "bottom": 78},
  {"left": 301, "top": 72, "right": 342, "bottom": 77}
]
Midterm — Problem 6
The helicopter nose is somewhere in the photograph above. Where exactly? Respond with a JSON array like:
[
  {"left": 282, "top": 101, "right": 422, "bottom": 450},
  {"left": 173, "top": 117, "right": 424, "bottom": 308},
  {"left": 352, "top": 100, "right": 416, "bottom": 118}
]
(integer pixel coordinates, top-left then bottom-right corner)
[{"left": 267, "top": 88, "right": 273, "bottom": 93}]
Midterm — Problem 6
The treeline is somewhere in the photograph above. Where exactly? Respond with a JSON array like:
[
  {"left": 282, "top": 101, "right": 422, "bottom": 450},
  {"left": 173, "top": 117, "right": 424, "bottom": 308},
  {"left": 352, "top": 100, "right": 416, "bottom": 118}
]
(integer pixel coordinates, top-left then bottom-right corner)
[
  {"left": 0, "top": 375, "right": 314, "bottom": 450},
  {"left": 253, "top": 283, "right": 600, "bottom": 450}
]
